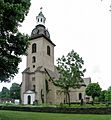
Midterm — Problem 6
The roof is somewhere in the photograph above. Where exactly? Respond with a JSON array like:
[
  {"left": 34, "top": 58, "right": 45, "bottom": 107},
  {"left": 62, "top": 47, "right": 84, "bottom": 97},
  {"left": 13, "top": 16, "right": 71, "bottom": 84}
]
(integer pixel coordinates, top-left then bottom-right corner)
[
  {"left": 83, "top": 77, "right": 91, "bottom": 86},
  {"left": 45, "top": 67, "right": 91, "bottom": 87},
  {"left": 30, "top": 34, "right": 56, "bottom": 46},
  {"left": 24, "top": 90, "right": 35, "bottom": 94},
  {"left": 35, "top": 66, "right": 45, "bottom": 73},
  {"left": 22, "top": 67, "right": 30, "bottom": 73},
  {"left": 38, "top": 11, "right": 46, "bottom": 18},
  {"left": 45, "top": 67, "right": 59, "bottom": 80}
]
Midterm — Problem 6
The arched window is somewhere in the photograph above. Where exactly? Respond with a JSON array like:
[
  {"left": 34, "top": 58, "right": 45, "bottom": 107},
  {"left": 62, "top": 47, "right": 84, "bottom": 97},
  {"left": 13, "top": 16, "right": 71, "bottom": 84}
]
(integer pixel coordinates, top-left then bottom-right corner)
[
  {"left": 32, "top": 56, "right": 36, "bottom": 63},
  {"left": 32, "top": 43, "right": 36, "bottom": 53},
  {"left": 47, "top": 45, "right": 50, "bottom": 56},
  {"left": 79, "top": 93, "right": 82, "bottom": 100}
]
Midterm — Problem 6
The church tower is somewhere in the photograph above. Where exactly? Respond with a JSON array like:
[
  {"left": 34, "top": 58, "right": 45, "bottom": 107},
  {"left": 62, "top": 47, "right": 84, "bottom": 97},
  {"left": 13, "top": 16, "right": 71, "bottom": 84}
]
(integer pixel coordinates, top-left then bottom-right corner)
[
  {"left": 27, "top": 9, "right": 55, "bottom": 72},
  {"left": 21, "top": 9, "right": 56, "bottom": 104}
]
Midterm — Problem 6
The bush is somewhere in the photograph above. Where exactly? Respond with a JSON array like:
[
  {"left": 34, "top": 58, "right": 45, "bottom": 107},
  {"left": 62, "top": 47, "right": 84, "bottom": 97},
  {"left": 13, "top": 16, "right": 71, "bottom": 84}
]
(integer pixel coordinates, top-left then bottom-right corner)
[{"left": 0, "top": 105, "right": 111, "bottom": 114}]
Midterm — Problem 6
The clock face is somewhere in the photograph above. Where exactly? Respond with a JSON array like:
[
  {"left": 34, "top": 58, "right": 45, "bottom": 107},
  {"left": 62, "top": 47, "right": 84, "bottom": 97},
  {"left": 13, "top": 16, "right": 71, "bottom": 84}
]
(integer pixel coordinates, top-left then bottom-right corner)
[{"left": 32, "top": 29, "right": 38, "bottom": 35}]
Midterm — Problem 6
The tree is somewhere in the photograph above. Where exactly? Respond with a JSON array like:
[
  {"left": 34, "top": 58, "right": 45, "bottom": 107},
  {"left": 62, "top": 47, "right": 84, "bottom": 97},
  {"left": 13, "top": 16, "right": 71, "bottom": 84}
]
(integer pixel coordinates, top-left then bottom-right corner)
[
  {"left": 0, "top": 87, "right": 10, "bottom": 98},
  {"left": 53, "top": 50, "right": 86, "bottom": 106},
  {"left": 85, "top": 83, "right": 101, "bottom": 102},
  {"left": 99, "top": 90, "right": 107, "bottom": 102},
  {"left": 0, "top": 0, "right": 31, "bottom": 82},
  {"left": 10, "top": 83, "right": 20, "bottom": 99},
  {"left": 105, "top": 86, "right": 111, "bottom": 102}
]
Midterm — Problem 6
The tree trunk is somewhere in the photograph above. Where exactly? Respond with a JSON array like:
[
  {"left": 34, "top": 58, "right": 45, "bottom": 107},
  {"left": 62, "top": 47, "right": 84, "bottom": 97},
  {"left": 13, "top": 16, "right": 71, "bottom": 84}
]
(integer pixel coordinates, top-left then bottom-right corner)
[
  {"left": 92, "top": 96, "right": 95, "bottom": 105},
  {"left": 66, "top": 91, "right": 70, "bottom": 106}
]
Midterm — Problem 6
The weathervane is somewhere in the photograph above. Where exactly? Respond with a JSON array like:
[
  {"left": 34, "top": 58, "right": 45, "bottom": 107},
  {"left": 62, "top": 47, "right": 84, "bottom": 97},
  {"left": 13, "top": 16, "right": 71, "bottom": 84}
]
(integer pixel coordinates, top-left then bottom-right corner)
[{"left": 40, "top": 7, "right": 43, "bottom": 12}]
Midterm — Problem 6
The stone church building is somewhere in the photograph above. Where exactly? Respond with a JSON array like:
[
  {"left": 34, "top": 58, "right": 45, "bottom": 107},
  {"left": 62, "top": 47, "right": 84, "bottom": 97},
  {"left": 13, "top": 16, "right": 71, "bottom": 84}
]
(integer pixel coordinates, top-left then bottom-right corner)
[{"left": 21, "top": 10, "right": 91, "bottom": 105}]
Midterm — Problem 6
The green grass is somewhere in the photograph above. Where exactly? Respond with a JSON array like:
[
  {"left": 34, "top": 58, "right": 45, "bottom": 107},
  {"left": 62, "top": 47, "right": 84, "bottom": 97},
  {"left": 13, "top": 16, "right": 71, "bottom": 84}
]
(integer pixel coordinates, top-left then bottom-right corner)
[{"left": 0, "top": 110, "right": 111, "bottom": 120}]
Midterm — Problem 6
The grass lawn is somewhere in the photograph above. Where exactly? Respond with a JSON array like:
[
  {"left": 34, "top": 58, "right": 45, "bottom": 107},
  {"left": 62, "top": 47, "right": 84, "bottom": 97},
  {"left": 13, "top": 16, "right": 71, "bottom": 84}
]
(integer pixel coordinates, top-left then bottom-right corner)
[{"left": 0, "top": 110, "right": 111, "bottom": 120}]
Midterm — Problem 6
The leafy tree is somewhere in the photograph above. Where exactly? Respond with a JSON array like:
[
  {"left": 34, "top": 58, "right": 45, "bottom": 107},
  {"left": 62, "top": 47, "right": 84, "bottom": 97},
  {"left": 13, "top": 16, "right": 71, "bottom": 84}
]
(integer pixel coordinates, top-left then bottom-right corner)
[
  {"left": 53, "top": 50, "right": 86, "bottom": 106},
  {"left": 10, "top": 83, "right": 20, "bottom": 99},
  {"left": 105, "top": 86, "right": 111, "bottom": 102},
  {"left": 99, "top": 90, "right": 107, "bottom": 102},
  {"left": 0, "top": 0, "right": 31, "bottom": 82},
  {"left": 85, "top": 83, "right": 101, "bottom": 102},
  {"left": 0, "top": 87, "right": 10, "bottom": 98}
]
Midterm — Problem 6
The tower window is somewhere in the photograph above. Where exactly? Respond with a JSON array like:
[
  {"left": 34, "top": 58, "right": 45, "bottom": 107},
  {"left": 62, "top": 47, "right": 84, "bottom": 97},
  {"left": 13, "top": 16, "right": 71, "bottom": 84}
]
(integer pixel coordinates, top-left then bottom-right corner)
[
  {"left": 47, "top": 46, "right": 50, "bottom": 56},
  {"left": 38, "top": 19, "right": 39, "bottom": 22},
  {"left": 32, "top": 43, "right": 36, "bottom": 53},
  {"left": 33, "top": 65, "right": 35, "bottom": 68},
  {"left": 32, "top": 56, "right": 36, "bottom": 63}
]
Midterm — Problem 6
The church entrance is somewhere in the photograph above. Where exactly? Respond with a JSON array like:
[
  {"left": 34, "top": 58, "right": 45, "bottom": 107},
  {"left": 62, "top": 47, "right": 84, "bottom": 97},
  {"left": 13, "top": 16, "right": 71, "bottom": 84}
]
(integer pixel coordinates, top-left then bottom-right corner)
[
  {"left": 24, "top": 90, "right": 35, "bottom": 104},
  {"left": 28, "top": 95, "right": 31, "bottom": 104}
]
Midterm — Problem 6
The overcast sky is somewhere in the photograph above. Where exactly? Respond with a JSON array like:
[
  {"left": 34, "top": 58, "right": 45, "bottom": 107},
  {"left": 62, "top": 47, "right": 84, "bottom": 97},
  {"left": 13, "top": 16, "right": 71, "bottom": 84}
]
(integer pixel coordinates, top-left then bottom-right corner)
[{"left": 1, "top": 0, "right": 111, "bottom": 91}]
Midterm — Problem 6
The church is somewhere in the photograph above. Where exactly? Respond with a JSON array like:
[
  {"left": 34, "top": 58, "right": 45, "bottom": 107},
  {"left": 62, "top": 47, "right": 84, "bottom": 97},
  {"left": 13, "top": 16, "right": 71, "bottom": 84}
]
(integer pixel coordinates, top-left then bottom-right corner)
[{"left": 21, "top": 9, "right": 91, "bottom": 105}]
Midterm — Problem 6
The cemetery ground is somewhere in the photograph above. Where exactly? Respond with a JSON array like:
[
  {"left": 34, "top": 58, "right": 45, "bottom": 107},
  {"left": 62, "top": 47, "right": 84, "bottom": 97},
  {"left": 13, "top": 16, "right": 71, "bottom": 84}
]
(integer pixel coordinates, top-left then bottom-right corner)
[{"left": 0, "top": 110, "right": 111, "bottom": 120}]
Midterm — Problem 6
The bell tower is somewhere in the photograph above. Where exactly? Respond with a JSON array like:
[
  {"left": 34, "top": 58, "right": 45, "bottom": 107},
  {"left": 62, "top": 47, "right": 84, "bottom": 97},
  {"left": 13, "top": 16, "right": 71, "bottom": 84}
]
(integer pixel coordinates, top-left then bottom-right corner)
[
  {"left": 21, "top": 8, "right": 56, "bottom": 104},
  {"left": 27, "top": 8, "right": 55, "bottom": 72}
]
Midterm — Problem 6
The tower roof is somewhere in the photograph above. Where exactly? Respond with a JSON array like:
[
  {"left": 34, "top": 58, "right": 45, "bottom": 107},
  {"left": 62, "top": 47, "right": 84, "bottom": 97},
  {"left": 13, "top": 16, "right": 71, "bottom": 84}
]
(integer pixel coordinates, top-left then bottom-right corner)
[
  {"left": 38, "top": 11, "right": 45, "bottom": 18},
  {"left": 30, "top": 8, "right": 55, "bottom": 46},
  {"left": 31, "top": 8, "right": 49, "bottom": 39}
]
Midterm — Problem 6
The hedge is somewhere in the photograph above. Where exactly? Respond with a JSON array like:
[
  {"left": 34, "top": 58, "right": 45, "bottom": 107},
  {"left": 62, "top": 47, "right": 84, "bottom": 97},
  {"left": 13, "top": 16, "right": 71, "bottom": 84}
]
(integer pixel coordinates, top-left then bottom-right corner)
[{"left": 1, "top": 106, "right": 111, "bottom": 114}]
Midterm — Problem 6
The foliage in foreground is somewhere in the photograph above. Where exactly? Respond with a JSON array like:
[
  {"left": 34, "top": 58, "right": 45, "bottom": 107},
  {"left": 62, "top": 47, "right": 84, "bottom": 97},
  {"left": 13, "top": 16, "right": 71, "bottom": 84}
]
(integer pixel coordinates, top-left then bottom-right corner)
[
  {"left": 53, "top": 50, "right": 86, "bottom": 106},
  {"left": 105, "top": 86, "right": 111, "bottom": 102},
  {"left": 0, "top": 0, "right": 31, "bottom": 82},
  {"left": 0, "top": 83, "right": 20, "bottom": 99},
  {"left": 0, "top": 110, "right": 111, "bottom": 120},
  {"left": 10, "top": 83, "right": 20, "bottom": 99},
  {"left": 85, "top": 83, "right": 101, "bottom": 102}
]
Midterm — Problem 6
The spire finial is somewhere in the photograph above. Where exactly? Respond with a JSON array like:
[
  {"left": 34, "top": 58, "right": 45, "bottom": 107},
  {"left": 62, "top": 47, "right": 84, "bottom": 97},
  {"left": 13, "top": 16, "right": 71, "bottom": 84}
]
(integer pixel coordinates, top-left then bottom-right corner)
[{"left": 40, "top": 7, "right": 43, "bottom": 12}]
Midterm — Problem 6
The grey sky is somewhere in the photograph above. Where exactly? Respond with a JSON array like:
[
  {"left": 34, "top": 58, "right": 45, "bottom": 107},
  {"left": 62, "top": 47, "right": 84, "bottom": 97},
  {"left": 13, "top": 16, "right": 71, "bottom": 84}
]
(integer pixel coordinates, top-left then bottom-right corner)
[{"left": 1, "top": 0, "right": 111, "bottom": 91}]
